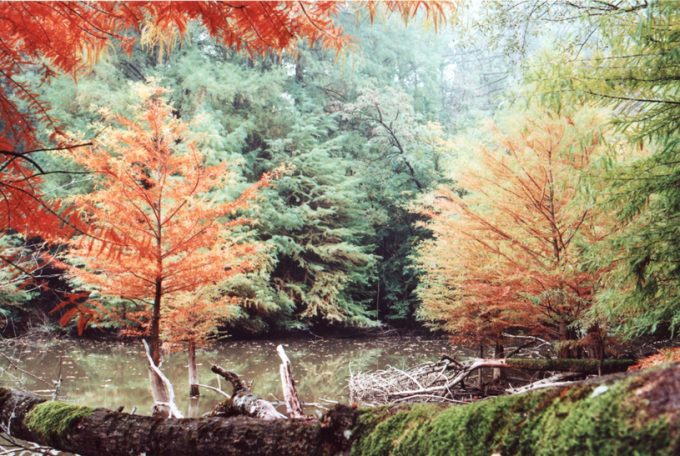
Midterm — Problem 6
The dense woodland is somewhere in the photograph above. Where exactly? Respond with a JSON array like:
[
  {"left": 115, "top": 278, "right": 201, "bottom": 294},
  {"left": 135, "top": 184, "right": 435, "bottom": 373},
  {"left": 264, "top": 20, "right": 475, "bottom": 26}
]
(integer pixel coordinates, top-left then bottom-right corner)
[{"left": 0, "top": 1, "right": 678, "bottom": 454}]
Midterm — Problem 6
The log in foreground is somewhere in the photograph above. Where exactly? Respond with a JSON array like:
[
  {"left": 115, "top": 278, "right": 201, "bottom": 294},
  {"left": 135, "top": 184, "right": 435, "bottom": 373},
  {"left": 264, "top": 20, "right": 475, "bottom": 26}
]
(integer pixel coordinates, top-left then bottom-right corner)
[{"left": 1, "top": 363, "right": 678, "bottom": 456}]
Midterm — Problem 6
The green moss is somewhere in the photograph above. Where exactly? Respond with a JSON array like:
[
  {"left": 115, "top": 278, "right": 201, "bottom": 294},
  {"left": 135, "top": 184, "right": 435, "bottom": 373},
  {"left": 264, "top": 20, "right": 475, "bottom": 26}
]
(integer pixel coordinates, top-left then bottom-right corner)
[
  {"left": 25, "top": 401, "right": 94, "bottom": 443},
  {"left": 351, "top": 374, "right": 677, "bottom": 456},
  {"left": 351, "top": 405, "right": 443, "bottom": 456}
]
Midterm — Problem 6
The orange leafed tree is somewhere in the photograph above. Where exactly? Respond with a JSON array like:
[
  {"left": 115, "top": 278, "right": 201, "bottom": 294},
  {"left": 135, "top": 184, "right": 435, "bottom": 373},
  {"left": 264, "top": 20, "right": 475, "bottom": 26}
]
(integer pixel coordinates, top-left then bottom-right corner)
[
  {"left": 0, "top": 1, "right": 456, "bottom": 240},
  {"left": 64, "top": 84, "right": 270, "bottom": 371},
  {"left": 416, "top": 108, "right": 614, "bottom": 356},
  {"left": 161, "top": 287, "right": 237, "bottom": 397}
]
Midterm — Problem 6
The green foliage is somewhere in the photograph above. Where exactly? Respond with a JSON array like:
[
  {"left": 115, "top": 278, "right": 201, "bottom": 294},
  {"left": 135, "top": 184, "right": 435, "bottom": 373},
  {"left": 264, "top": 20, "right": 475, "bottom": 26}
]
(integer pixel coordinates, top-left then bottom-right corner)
[
  {"left": 27, "top": 14, "right": 465, "bottom": 333},
  {"left": 534, "top": 0, "right": 680, "bottom": 338},
  {"left": 477, "top": 1, "right": 680, "bottom": 340}
]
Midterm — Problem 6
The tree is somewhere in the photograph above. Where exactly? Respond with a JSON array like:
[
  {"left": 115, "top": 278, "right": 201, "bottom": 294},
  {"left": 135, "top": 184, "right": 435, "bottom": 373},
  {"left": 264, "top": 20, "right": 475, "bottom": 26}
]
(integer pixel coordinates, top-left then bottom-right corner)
[
  {"left": 543, "top": 0, "right": 680, "bottom": 338},
  {"left": 0, "top": 0, "right": 455, "bottom": 266},
  {"left": 161, "top": 287, "right": 236, "bottom": 397},
  {"left": 62, "top": 84, "right": 270, "bottom": 412},
  {"left": 21, "top": 4, "right": 460, "bottom": 333},
  {"left": 415, "top": 107, "right": 617, "bottom": 356},
  {"left": 341, "top": 86, "right": 449, "bottom": 322},
  {"left": 480, "top": 0, "right": 679, "bottom": 338},
  {"left": 245, "top": 108, "right": 379, "bottom": 329},
  {"left": 0, "top": 235, "right": 39, "bottom": 332}
]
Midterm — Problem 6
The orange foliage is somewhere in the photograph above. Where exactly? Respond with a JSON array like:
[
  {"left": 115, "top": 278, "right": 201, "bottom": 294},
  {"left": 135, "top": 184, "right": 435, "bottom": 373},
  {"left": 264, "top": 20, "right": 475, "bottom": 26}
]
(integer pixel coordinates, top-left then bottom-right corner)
[
  {"left": 161, "top": 288, "right": 236, "bottom": 351},
  {"left": 0, "top": 1, "right": 456, "bottom": 238},
  {"left": 629, "top": 348, "right": 680, "bottom": 371},
  {"left": 416, "top": 109, "right": 612, "bottom": 347},
  {"left": 61, "top": 85, "right": 270, "bottom": 358}
]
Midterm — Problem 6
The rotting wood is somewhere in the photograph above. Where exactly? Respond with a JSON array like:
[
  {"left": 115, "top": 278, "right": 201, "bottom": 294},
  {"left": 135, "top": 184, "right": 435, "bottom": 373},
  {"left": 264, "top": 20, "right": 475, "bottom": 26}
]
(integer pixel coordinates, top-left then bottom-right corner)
[
  {"left": 210, "top": 364, "right": 285, "bottom": 420},
  {"left": 277, "top": 344, "right": 304, "bottom": 418},
  {"left": 143, "top": 340, "right": 182, "bottom": 418}
]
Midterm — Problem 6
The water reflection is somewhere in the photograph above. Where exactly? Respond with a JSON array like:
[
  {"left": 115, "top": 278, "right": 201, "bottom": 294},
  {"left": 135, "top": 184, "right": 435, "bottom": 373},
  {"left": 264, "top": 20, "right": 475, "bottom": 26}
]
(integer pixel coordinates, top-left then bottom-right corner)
[{"left": 1, "top": 336, "right": 463, "bottom": 416}]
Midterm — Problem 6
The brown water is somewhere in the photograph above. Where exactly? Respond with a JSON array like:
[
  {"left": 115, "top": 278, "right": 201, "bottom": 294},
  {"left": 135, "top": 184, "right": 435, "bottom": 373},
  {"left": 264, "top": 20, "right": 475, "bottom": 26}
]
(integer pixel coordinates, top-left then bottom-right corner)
[{"left": 1, "top": 336, "right": 464, "bottom": 416}]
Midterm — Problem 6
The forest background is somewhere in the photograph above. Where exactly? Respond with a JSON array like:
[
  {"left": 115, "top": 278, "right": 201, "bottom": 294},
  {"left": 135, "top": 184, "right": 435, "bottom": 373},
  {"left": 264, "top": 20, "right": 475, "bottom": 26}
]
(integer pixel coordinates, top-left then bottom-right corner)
[{"left": 1, "top": 0, "right": 677, "bottom": 358}]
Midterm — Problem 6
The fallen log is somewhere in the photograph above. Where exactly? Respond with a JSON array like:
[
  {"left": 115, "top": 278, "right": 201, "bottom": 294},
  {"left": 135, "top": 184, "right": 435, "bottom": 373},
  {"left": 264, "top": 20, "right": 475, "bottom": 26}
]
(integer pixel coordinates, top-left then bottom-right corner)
[
  {"left": 0, "top": 363, "right": 678, "bottom": 456},
  {"left": 505, "top": 372, "right": 582, "bottom": 394}
]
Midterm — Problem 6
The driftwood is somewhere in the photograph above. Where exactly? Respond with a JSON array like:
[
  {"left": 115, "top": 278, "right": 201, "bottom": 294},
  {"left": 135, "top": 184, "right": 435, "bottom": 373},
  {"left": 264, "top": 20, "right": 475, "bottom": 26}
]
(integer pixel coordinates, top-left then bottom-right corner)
[
  {"left": 350, "top": 357, "right": 634, "bottom": 405},
  {"left": 1, "top": 363, "right": 678, "bottom": 456},
  {"left": 210, "top": 365, "right": 285, "bottom": 420},
  {"left": 277, "top": 344, "right": 304, "bottom": 418},
  {"left": 142, "top": 340, "right": 182, "bottom": 418}
]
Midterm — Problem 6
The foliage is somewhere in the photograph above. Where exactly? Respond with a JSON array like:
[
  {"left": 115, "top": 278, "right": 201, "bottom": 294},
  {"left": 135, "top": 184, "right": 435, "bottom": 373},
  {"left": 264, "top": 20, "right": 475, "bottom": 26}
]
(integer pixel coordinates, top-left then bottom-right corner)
[
  {"left": 161, "top": 287, "right": 237, "bottom": 350},
  {"left": 33, "top": 14, "right": 460, "bottom": 331},
  {"left": 241, "top": 108, "right": 379, "bottom": 329},
  {"left": 60, "top": 83, "right": 269, "bottom": 356},
  {"left": 0, "top": 1, "right": 455, "bottom": 296},
  {"left": 629, "top": 348, "right": 680, "bottom": 371},
  {"left": 569, "top": 1, "right": 680, "bottom": 338},
  {"left": 414, "top": 107, "right": 618, "bottom": 347},
  {"left": 0, "top": 235, "right": 38, "bottom": 329},
  {"left": 482, "top": 1, "right": 679, "bottom": 340}
]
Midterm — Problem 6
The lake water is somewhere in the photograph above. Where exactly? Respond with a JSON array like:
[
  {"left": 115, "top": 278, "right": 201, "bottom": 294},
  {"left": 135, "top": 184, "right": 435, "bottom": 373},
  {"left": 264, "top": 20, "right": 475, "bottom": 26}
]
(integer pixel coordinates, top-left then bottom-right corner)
[{"left": 0, "top": 336, "right": 465, "bottom": 416}]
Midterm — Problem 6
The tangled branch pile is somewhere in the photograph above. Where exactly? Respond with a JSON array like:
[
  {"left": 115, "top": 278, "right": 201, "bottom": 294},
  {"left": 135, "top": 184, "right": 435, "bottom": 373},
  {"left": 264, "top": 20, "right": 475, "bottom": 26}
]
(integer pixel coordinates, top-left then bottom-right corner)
[
  {"left": 350, "top": 357, "right": 480, "bottom": 406},
  {"left": 349, "top": 357, "right": 635, "bottom": 406}
]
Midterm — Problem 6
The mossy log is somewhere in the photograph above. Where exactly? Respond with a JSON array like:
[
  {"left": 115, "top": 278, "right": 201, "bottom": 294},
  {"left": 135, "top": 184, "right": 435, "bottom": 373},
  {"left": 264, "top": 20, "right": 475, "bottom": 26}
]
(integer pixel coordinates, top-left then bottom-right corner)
[
  {"left": 1, "top": 363, "right": 678, "bottom": 456},
  {"left": 497, "top": 357, "right": 634, "bottom": 373}
]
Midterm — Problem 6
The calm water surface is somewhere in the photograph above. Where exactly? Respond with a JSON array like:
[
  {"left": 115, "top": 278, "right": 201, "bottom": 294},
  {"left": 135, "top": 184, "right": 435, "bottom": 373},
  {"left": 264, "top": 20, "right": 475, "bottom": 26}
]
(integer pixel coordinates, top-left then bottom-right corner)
[{"left": 1, "top": 336, "right": 464, "bottom": 416}]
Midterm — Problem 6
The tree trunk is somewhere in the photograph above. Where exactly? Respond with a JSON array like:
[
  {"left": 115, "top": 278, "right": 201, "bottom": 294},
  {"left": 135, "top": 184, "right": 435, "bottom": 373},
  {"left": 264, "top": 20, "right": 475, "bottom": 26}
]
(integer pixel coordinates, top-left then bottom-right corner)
[
  {"left": 188, "top": 342, "right": 199, "bottom": 398},
  {"left": 492, "top": 340, "right": 504, "bottom": 381},
  {"left": 1, "top": 363, "right": 678, "bottom": 456},
  {"left": 147, "top": 278, "right": 172, "bottom": 417},
  {"left": 187, "top": 397, "right": 200, "bottom": 418},
  {"left": 477, "top": 343, "right": 484, "bottom": 388},
  {"left": 150, "top": 278, "right": 162, "bottom": 365}
]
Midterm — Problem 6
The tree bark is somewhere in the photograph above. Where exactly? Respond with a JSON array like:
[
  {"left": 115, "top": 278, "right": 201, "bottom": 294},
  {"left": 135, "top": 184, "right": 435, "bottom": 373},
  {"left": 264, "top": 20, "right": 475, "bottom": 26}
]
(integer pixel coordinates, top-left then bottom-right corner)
[
  {"left": 492, "top": 340, "right": 504, "bottom": 382},
  {"left": 188, "top": 342, "right": 199, "bottom": 398},
  {"left": 150, "top": 278, "right": 162, "bottom": 365},
  {"left": 1, "top": 363, "right": 678, "bottom": 455}
]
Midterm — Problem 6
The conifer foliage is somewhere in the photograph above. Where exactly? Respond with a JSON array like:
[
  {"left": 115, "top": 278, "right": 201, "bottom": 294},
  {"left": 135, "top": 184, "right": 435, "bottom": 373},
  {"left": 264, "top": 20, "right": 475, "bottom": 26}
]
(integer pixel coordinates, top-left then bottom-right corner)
[
  {"left": 62, "top": 84, "right": 271, "bottom": 363},
  {"left": 0, "top": 0, "right": 455, "bottom": 242},
  {"left": 416, "top": 108, "right": 615, "bottom": 352}
]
